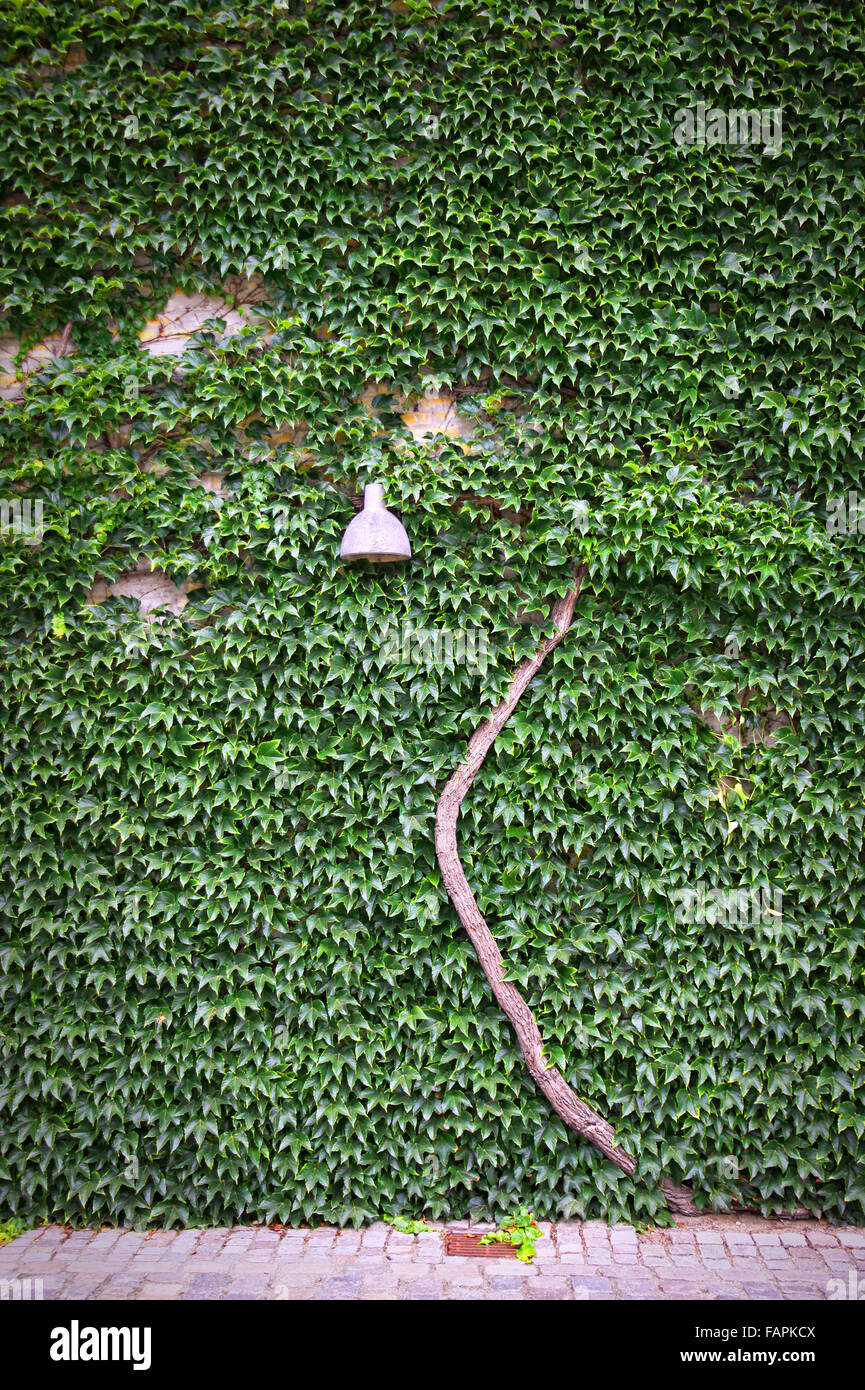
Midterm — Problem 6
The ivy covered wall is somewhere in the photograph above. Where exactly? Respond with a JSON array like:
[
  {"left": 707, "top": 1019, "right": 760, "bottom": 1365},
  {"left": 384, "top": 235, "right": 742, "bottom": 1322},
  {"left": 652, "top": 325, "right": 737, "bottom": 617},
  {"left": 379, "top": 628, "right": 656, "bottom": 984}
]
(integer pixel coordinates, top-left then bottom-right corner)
[{"left": 1, "top": 1, "right": 863, "bottom": 1228}]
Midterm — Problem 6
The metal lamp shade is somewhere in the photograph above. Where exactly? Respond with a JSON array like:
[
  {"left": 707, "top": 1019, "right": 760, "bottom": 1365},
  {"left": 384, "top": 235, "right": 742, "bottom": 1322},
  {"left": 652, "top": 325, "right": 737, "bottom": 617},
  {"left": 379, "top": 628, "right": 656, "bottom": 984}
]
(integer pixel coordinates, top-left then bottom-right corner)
[{"left": 340, "top": 482, "right": 411, "bottom": 563}]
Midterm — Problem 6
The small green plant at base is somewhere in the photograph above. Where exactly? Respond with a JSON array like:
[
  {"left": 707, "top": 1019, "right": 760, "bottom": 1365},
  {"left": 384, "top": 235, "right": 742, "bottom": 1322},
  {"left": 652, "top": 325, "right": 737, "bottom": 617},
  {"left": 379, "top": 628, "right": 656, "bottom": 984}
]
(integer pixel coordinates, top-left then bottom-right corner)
[
  {"left": 0, "top": 1218, "right": 26, "bottom": 1245},
  {"left": 387, "top": 1215, "right": 435, "bottom": 1235},
  {"left": 480, "top": 1207, "right": 542, "bottom": 1262}
]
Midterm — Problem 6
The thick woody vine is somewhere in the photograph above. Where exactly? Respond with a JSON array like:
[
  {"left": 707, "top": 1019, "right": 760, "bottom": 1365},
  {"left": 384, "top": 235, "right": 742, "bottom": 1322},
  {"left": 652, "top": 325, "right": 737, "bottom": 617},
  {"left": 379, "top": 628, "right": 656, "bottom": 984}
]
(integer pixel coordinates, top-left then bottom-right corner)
[{"left": 435, "top": 563, "right": 697, "bottom": 1217}]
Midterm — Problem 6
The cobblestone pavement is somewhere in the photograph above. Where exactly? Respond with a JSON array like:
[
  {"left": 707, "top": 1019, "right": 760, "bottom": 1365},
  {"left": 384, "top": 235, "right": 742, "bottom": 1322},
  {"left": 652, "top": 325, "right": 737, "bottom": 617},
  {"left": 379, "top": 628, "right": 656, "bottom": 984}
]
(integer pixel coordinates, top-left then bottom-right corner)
[{"left": 2, "top": 1216, "right": 863, "bottom": 1301}]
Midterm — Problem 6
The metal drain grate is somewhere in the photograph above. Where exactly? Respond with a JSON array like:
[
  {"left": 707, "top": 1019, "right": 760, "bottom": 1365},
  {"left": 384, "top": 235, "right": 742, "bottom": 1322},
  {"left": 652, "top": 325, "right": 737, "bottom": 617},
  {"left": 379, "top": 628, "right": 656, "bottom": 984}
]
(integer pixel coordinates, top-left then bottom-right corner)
[{"left": 445, "top": 1231, "right": 519, "bottom": 1258}]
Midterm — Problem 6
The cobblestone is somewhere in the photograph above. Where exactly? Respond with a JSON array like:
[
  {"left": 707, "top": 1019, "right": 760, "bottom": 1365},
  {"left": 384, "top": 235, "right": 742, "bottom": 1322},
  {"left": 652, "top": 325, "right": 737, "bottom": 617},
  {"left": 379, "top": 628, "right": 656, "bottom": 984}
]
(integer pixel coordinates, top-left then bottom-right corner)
[{"left": 2, "top": 1216, "right": 860, "bottom": 1300}]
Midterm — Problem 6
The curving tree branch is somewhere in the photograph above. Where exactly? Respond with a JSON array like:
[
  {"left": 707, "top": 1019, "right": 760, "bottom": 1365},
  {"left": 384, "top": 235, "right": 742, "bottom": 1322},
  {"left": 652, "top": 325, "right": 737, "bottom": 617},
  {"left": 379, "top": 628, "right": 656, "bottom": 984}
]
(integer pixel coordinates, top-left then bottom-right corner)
[{"left": 434, "top": 565, "right": 697, "bottom": 1217}]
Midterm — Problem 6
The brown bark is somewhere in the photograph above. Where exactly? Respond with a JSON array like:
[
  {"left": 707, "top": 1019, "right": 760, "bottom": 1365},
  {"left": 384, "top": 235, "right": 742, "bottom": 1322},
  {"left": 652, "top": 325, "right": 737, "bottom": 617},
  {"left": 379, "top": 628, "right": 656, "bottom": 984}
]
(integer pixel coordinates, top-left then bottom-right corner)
[
  {"left": 434, "top": 565, "right": 697, "bottom": 1217},
  {"left": 55, "top": 320, "right": 73, "bottom": 358}
]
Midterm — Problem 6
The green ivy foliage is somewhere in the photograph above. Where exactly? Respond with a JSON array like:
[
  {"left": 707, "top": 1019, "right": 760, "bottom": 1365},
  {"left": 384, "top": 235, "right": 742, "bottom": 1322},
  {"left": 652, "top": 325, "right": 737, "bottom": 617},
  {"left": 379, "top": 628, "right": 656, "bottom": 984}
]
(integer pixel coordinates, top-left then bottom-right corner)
[{"left": 1, "top": 1, "right": 863, "bottom": 1228}]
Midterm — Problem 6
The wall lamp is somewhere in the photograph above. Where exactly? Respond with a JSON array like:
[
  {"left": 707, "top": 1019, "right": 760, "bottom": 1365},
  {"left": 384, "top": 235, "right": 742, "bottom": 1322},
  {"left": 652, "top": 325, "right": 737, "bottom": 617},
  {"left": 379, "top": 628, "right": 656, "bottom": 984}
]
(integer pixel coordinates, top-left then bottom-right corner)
[{"left": 340, "top": 482, "right": 411, "bottom": 563}]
